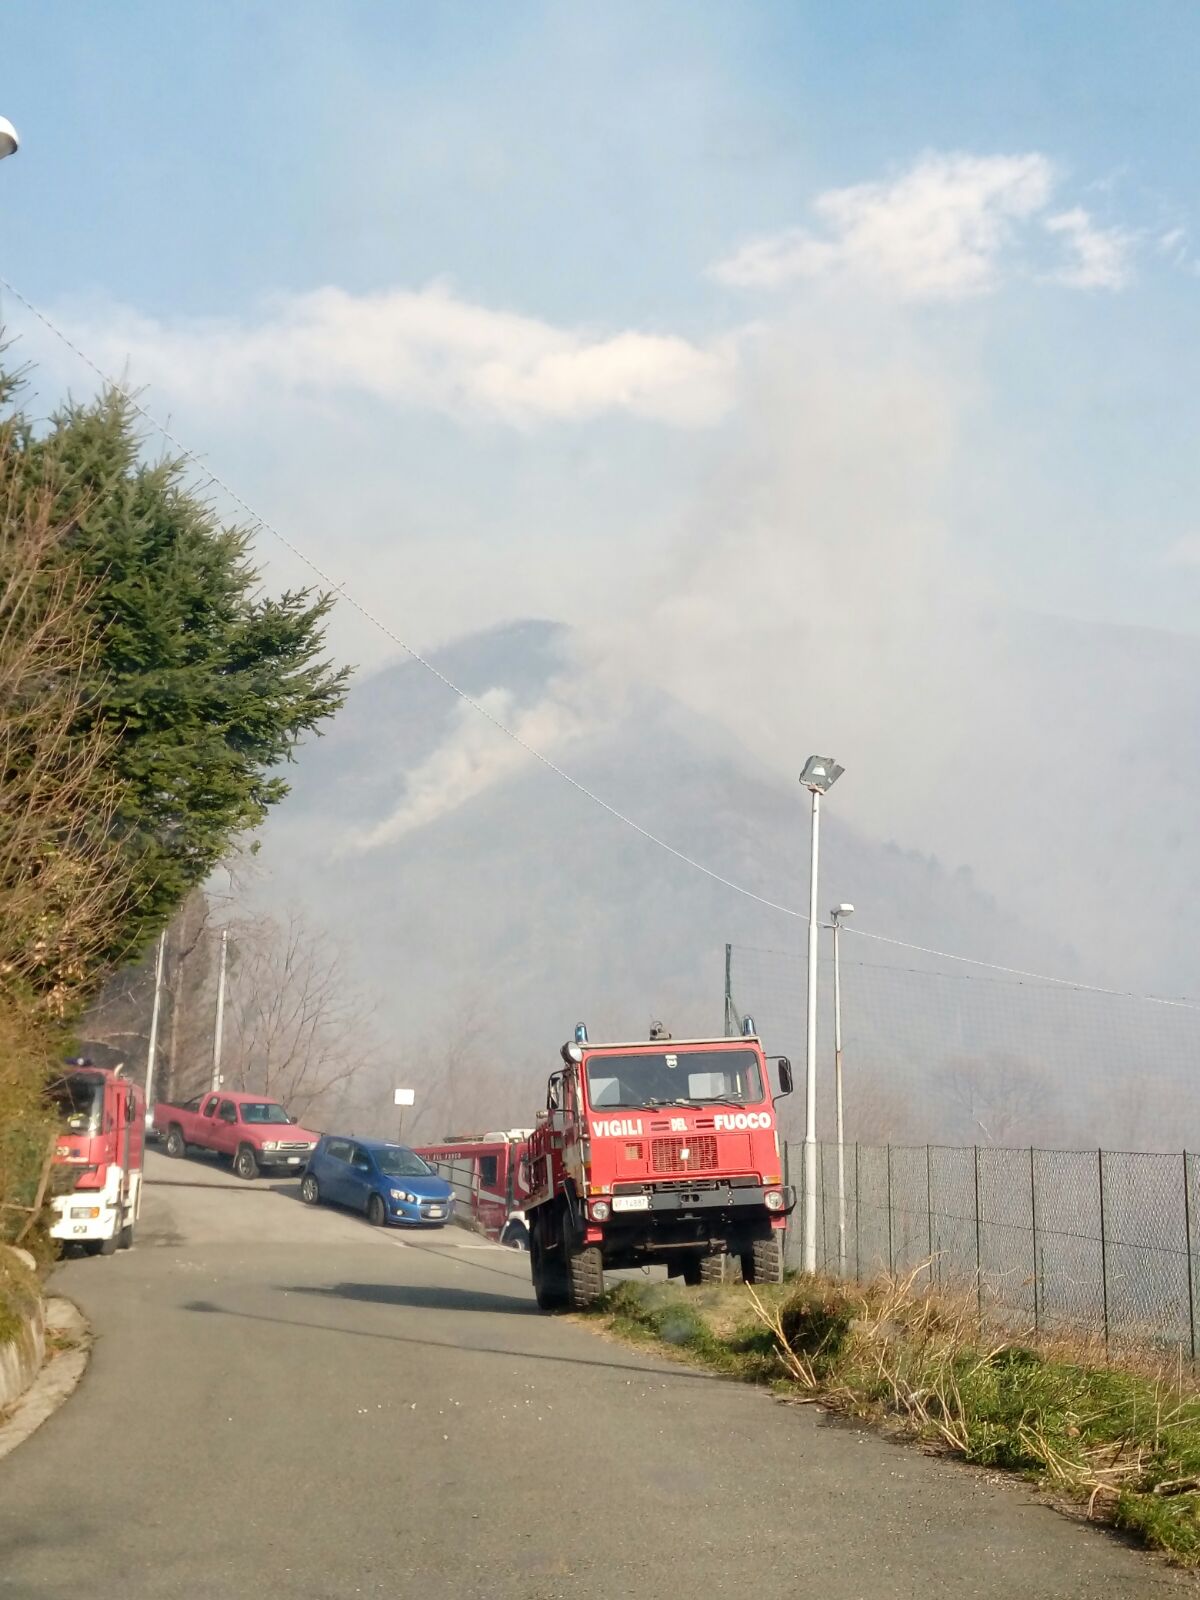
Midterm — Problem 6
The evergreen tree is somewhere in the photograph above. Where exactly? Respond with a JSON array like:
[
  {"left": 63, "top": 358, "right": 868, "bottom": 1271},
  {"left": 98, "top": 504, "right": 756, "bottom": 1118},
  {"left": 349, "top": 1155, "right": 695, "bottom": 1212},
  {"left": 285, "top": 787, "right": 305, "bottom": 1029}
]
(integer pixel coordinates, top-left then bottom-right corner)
[{"left": 3, "top": 365, "right": 349, "bottom": 973}]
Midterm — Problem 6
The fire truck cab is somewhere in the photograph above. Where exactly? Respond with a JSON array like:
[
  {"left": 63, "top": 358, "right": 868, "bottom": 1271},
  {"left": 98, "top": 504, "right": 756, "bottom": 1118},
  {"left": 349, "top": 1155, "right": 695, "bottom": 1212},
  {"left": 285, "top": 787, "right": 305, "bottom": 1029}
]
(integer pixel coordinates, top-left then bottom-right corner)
[
  {"left": 523, "top": 1021, "right": 795, "bottom": 1310},
  {"left": 48, "top": 1060, "right": 145, "bottom": 1257}
]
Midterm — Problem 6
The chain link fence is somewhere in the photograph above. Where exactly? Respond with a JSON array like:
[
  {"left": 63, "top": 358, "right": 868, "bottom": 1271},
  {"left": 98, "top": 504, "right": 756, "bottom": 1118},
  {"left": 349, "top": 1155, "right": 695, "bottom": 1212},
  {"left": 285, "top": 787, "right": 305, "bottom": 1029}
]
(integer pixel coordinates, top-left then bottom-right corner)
[{"left": 780, "top": 1139, "right": 1200, "bottom": 1353}]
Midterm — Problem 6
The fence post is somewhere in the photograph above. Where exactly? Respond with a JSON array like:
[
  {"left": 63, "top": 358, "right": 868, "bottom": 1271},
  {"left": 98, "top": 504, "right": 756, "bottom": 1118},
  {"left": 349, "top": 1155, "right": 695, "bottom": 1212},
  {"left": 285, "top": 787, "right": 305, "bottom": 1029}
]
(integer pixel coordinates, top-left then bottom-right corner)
[
  {"left": 1030, "top": 1146, "right": 1039, "bottom": 1335},
  {"left": 886, "top": 1144, "right": 895, "bottom": 1275},
  {"left": 1098, "top": 1148, "right": 1110, "bottom": 1354},
  {"left": 1184, "top": 1151, "right": 1196, "bottom": 1364},
  {"left": 973, "top": 1144, "right": 983, "bottom": 1324},
  {"left": 854, "top": 1141, "right": 861, "bottom": 1282},
  {"left": 926, "top": 1144, "right": 934, "bottom": 1286}
]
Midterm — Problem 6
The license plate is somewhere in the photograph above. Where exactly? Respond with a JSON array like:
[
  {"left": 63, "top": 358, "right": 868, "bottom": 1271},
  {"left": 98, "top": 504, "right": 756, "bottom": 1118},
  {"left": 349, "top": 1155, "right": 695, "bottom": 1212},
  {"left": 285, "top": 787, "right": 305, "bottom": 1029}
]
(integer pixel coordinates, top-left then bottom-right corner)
[
  {"left": 426, "top": 1207, "right": 444, "bottom": 1217},
  {"left": 612, "top": 1194, "right": 650, "bottom": 1212},
  {"left": 287, "top": 1156, "right": 301, "bottom": 1164}
]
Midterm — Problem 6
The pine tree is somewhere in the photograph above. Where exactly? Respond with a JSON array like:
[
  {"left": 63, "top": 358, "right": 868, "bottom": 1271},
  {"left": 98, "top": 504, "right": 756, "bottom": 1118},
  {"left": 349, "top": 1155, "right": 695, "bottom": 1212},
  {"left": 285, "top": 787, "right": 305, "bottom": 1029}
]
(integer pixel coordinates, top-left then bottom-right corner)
[{"left": 3, "top": 364, "right": 349, "bottom": 975}]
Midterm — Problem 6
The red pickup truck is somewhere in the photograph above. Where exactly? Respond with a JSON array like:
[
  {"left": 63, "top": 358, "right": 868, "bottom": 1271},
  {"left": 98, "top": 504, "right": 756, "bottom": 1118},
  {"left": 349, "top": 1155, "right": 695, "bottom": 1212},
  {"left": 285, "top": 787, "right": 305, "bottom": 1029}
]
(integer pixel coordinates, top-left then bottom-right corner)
[{"left": 154, "top": 1091, "right": 320, "bottom": 1180}]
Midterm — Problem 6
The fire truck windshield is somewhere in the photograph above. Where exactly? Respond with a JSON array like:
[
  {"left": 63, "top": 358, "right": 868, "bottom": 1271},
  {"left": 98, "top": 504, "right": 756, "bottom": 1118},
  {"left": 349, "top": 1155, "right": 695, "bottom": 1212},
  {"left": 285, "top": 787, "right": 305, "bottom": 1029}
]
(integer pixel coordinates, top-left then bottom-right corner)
[
  {"left": 51, "top": 1076, "right": 104, "bottom": 1135},
  {"left": 585, "top": 1050, "right": 764, "bottom": 1110}
]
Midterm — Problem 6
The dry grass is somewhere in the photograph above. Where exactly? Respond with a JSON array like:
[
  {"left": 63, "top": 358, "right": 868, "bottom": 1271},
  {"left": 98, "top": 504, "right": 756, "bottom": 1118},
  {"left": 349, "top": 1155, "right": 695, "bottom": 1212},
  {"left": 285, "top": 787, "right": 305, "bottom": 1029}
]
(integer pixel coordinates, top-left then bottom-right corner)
[{"left": 595, "top": 1266, "right": 1200, "bottom": 1566}]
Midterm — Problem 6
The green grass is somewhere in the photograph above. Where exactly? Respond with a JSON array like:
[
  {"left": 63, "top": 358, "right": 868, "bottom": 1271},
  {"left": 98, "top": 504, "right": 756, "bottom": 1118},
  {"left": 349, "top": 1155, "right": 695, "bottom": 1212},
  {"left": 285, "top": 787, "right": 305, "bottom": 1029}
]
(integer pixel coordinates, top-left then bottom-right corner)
[
  {"left": 0, "top": 1245, "right": 40, "bottom": 1347},
  {"left": 586, "top": 1272, "right": 1200, "bottom": 1568}
]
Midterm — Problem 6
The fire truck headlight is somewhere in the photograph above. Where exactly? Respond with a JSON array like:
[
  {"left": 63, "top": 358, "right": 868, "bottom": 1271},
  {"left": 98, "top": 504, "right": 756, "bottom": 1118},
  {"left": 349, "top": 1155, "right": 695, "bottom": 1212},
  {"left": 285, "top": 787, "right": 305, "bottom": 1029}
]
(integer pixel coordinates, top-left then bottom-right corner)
[
  {"left": 590, "top": 1199, "right": 611, "bottom": 1222},
  {"left": 764, "top": 1190, "right": 785, "bottom": 1212}
]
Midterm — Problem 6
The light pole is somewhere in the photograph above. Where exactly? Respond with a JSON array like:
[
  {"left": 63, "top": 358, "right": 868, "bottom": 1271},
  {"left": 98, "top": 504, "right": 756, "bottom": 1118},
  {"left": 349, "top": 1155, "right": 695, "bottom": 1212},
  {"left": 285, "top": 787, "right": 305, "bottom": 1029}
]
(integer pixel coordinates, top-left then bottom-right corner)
[
  {"left": 830, "top": 903, "right": 854, "bottom": 1276},
  {"left": 799, "top": 755, "right": 844, "bottom": 1274},
  {"left": 0, "top": 118, "right": 19, "bottom": 160},
  {"left": 210, "top": 929, "right": 229, "bottom": 1094}
]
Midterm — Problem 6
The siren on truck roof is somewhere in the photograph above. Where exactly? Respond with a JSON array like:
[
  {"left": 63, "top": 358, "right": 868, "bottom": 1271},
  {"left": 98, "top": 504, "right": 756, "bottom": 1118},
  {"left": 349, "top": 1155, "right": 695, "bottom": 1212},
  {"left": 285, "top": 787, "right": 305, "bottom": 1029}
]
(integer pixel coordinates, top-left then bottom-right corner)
[{"left": 742, "top": 1015, "right": 756, "bottom": 1037}]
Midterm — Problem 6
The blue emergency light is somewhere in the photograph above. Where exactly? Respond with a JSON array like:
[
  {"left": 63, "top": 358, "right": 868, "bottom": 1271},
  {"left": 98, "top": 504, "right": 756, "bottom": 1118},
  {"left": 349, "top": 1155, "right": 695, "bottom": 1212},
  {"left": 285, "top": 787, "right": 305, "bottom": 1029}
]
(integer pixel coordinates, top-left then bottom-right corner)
[
  {"left": 742, "top": 1015, "right": 756, "bottom": 1037},
  {"left": 574, "top": 1022, "right": 589, "bottom": 1044}
]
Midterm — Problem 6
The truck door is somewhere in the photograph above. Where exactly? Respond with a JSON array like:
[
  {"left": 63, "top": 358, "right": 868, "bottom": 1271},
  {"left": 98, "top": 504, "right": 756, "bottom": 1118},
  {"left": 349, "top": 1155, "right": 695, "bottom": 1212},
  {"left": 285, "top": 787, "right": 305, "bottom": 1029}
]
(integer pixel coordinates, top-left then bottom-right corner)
[{"left": 213, "top": 1099, "right": 239, "bottom": 1157}]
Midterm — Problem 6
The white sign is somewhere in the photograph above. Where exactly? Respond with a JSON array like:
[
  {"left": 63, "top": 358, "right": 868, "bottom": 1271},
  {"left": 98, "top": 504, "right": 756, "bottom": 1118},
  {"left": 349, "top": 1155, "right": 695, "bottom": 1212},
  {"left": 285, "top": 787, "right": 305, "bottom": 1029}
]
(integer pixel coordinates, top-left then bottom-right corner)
[
  {"left": 393, "top": 1088, "right": 416, "bottom": 1107},
  {"left": 612, "top": 1194, "right": 650, "bottom": 1212}
]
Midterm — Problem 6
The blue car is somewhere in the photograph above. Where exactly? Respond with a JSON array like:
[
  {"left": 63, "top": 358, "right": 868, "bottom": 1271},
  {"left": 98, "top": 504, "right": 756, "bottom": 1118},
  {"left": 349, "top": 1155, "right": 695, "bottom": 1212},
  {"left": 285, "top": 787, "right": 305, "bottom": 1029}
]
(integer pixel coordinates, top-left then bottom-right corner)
[{"left": 300, "top": 1136, "right": 455, "bottom": 1228}]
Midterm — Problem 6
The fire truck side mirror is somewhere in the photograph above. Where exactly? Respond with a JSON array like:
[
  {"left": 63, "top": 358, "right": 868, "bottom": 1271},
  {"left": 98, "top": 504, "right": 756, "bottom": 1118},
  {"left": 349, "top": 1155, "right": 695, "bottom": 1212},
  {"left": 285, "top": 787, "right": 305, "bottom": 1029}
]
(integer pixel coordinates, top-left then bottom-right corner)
[{"left": 776, "top": 1057, "right": 794, "bottom": 1097}]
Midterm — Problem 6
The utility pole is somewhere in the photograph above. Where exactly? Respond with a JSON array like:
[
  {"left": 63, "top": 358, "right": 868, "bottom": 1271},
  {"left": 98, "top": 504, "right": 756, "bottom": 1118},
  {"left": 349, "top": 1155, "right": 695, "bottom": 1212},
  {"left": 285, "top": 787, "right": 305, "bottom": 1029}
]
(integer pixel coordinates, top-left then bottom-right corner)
[
  {"left": 143, "top": 929, "right": 167, "bottom": 1123},
  {"left": 210, "top": 929, "right": 228, "bottom": 1094}
]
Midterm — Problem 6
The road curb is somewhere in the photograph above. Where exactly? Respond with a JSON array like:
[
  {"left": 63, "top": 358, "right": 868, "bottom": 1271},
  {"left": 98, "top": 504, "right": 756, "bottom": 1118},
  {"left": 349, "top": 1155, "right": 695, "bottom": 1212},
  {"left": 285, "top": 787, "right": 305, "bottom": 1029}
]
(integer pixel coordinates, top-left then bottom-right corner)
[{"left": 0, "top": 1298, "right": 91, "bottom": 1463}]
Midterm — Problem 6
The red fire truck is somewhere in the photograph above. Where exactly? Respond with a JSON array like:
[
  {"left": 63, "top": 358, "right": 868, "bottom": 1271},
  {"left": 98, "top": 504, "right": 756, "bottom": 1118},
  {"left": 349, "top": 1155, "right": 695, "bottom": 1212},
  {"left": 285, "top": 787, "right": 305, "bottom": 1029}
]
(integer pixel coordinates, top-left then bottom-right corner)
[
  {"left": 48, "top": 1060, "right": 145, "bottom": 1257},
  {"left": 411, "top": 1130, "right": 532, "bottom": 1239},
  {"left": 523, "top": 1021, "right": 795, "bottom": 1310}
]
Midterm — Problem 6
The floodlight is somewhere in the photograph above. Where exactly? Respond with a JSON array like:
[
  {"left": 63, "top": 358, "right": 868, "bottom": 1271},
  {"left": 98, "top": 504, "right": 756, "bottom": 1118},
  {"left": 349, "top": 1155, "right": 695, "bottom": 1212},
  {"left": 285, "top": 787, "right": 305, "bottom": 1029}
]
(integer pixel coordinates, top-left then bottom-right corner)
[
  {"left": 799, "top": 755, "right": 844, "bottom": 794},
  {"left": 0, "top": 119, "right": 19, "bottom": 160}
]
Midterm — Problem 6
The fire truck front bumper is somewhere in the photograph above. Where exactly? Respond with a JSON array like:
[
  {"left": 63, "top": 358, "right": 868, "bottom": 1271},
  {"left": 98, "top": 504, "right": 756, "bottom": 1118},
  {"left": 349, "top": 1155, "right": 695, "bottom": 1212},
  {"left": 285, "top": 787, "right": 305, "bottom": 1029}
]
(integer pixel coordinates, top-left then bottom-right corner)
[
  {"left": 609, "top": 1181, "right": 796, "bottom": 1217},
  {"left": 49, "top": 1195, "right": 118, "bottom": 1242}
]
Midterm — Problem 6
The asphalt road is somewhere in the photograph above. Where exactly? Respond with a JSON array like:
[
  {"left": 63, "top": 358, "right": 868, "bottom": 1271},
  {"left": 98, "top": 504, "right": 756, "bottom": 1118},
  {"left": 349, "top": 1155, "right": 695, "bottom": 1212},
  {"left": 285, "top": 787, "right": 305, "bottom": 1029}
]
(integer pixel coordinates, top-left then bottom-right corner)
[{"left": 0, "top": 1151, "right": 1179, "bottom": 1600}]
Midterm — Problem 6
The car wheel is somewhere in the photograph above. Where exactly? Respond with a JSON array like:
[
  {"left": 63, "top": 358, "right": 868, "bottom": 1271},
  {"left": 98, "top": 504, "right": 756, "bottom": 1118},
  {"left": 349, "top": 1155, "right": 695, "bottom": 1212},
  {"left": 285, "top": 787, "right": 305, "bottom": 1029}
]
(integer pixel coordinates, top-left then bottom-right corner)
[
  {"left": 234, "top": 1145, "right": 259, "bottom": 1181},
  {"left": 165, "top": 1126, "right": 186, "bottom": 1159},
  {"left": 300, "top": 1174, "right": 320, "bottom": 1206},
  {"left": 367, "top": 1194, "right": 387, "bottom": 1227}
]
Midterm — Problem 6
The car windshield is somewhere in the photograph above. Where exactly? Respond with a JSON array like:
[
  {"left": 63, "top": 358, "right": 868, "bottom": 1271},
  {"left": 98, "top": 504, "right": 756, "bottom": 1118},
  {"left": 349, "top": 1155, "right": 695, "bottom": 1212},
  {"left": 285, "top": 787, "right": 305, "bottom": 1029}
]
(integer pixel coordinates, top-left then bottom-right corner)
[
  {"left": 239, "top": 1102, "right": 292, "bottom": 1125},
  {"left": 584, "top": 1049, "right": 765, "bottom": 1110},
  {"left": 50, "top": 1076, "right": 104, "bottom": 1135},
  {"left": 374, "top": 1148, "right": 433, "bottom": 1178}
]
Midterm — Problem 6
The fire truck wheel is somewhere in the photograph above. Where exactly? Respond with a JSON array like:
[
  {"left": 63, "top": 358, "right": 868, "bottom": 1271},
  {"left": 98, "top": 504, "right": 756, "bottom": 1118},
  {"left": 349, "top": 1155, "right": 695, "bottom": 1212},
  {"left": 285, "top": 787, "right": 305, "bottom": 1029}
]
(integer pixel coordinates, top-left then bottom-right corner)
[
  {"left": 234, "top": 1145, "right": 260, "bottom": 1181},
  {"left": 165, "top": 1126, "right": 186, "bottom": 1159},
  {"left": 97, "top": 1234, "right": 118, "bottom": 1257},
  {"left": 742, "top": 1236, "right": 784, "bottom": 1285},
  {"left": 699, "top": 1253, "right": 733, "bottom": 1285},
  {"left": 367, "top": 1194, "right": 387, "bottom": 1227},
  {"left": 118, "top": 1219, "right": 135, "bottom": 1250},
  {"left": 567, "top": 1245, "right": 605, "bottom": 1309},
  {"left": 681, "top": 1258, "right": 704, "bottom": 1286},
  {"left": 531, "top": 1237, "right": 568, "bottom": 1311}
]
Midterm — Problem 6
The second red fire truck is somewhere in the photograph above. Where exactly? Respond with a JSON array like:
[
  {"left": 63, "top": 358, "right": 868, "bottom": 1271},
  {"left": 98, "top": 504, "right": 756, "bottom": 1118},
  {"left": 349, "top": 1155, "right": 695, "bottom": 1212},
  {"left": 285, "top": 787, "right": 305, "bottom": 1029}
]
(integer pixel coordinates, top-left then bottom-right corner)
[{"left": 48, "top": 1059, "right": 145, "bottom": 1256}]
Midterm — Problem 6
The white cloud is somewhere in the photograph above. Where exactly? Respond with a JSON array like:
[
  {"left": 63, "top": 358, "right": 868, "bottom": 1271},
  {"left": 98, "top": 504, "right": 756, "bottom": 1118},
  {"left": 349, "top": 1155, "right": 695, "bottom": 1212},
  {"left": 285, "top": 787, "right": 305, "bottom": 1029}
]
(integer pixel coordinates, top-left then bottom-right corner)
[
  {"left": 1160, "top": 535, "right": 1200, "bottom": 570},
  {"left": 55, "top": 282, "right": 735, "bottom": 429},
  {"left": 712, "top": 152, "right": 1055, "bottom": 300},
  {"left": 1043, "top": 208, "right": 1133, "bottom": 289}
]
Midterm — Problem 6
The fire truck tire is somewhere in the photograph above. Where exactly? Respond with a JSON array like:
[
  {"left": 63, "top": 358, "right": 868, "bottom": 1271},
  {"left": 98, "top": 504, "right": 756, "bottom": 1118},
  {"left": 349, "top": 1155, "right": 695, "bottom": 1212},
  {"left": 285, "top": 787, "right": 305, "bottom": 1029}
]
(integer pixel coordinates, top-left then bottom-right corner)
[
  {"left": 118, "top": 1219, "right": 135, "bottom": 1250},
  {"left": 699, "top": 1253, "right": 733, "bottom": 1285},
  {"left": 567, "top": 1245, "right": 604, "bottom": 1309},
  {"left": 234, "top": 1145, "right": 259, "bottom": 1181},
  {"left": 165, "top": 1126, "right": 186, "bottom": 1159},
  {"left": 681, "top": 1258, "right": 704, "bottom": 1286},
  {"left": 97, "top": 1234, "right": 118, "bottom": 1257},
  {"left": 531, "top": 1237, "right": 568, "bottom": 1311},
  {"left": 742, "top": 1236, "right": 785, "bottom": 1285}
]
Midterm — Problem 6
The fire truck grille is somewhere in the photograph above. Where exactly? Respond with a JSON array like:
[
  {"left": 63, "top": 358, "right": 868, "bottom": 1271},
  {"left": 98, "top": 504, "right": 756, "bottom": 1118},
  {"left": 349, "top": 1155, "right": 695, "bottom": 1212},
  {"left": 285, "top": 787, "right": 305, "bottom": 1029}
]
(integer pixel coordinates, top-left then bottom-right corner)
[{"left": 651, "top": 1136, "right": 718, "bottom": 1174}]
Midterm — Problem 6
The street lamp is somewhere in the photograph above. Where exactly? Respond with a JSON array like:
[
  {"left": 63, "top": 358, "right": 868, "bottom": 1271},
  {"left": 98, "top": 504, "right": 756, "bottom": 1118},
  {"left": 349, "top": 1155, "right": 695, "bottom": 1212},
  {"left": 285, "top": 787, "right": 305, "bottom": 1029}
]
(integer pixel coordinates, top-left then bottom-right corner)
[
  {"left": 830, "top": 903, "right": 854, "bottom": 1277},
  {"left": 0, "top": 118, "right": 19, "bottom": 160},
  {"left": 799, "top": 755, "right": 844, "bottom": 1274}
]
